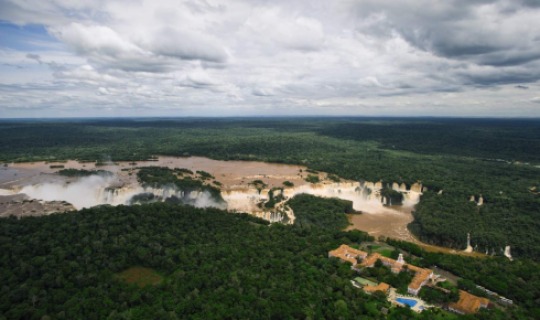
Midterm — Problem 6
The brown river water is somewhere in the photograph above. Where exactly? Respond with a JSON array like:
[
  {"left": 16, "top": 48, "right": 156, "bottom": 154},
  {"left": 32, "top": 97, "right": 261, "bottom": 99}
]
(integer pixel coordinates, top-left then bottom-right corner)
[
  {"left": 0, "top": 156, "right": 311, "bottom": 190},
  {"left": 347, "top": 208, "right": 485, "bottom": 257}
]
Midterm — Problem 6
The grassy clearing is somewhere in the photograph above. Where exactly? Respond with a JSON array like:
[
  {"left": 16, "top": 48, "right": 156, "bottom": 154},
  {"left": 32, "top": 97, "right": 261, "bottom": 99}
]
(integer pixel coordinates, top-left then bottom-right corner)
[
  {"left": 116, "top": 266, "right": 163, "bottom": 287},
  {"left": 376, "top": 248, "right": 394, "bottom": 258}
]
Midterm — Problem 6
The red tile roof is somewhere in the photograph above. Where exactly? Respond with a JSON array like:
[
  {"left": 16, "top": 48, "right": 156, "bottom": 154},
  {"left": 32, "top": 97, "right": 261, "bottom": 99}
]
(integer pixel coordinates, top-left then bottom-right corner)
[
  {"left": 328, "top": 244, "right": 368, "bottom": 266},
  {"left": 360, "top": 252, "right": 381, "bottom": 267},
  {"left": 449, "top": 290, "right": 490, "bottom": 314},
  {"left": 329, "top": 245, "right": 434, "bottom": 295},
  {"left": 363, "top": 282, "right": 390, "bottom": 294}
]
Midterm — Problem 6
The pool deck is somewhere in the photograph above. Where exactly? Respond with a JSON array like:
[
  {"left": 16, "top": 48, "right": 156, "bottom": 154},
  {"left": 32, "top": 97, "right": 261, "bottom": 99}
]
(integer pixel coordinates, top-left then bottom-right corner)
[{"left": 388, "top": 289, "right": 431, "bottom": 313}]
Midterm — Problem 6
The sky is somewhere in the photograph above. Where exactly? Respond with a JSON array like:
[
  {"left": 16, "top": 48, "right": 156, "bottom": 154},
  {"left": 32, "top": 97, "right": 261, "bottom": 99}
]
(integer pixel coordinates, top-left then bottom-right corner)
[{"left": 0, "top": 0, "right": 539, "bottom": 118}]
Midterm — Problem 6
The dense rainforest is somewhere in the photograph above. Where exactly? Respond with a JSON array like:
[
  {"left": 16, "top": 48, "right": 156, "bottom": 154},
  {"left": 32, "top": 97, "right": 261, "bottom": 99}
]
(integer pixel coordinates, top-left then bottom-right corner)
[
  {"left": 1, "top": 118, "right": 538, "bottom": 259},
  {"left": 2, "top": 197, "right": 537, "bottom": 319},
  {"left": 0, "top": 199, "right": 405, "bottom": 319}
]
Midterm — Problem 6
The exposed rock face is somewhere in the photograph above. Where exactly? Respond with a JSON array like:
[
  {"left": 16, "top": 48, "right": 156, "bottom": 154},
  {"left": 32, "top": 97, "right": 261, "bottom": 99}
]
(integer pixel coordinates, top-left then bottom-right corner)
[{"left": 0, "top": 194, "right": 75, "bottom": 218}]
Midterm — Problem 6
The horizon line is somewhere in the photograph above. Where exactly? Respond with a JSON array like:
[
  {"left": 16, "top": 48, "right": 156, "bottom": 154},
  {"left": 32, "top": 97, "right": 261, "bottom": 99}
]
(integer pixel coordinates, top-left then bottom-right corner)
[{"left": 1, "top": 115, "right": 540, "bottom": 121}]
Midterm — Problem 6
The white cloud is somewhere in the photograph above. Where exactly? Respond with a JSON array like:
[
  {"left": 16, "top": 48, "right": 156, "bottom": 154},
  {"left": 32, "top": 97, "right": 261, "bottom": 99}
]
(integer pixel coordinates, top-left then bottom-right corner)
[
  {"left": 148, "top": 27, "right": 228, "bottom": 62},
  {"left": 0, "top": 0, "right": 539, "bottom": 117},
  {"left": 51, "top": 23, "right": 140, "bottom": 57},
  {"left": 241, "top": 7, "right": 325, "bottom": 51}
]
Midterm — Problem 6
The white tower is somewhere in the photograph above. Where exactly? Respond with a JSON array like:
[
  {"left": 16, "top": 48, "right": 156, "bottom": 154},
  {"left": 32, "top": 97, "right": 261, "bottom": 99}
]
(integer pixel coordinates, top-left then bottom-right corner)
[
  {"left": 464, "top": 233, "right": 473, "bottom": 253},
  {"left": 397, "top": 253, "right": 405, "bottom": 264}
]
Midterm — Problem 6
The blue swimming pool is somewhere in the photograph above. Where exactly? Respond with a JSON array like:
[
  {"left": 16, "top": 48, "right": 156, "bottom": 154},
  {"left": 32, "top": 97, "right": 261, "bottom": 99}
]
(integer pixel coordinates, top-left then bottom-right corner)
[{"left": 396, "top": 297, "right": 418, "bottom": 308}]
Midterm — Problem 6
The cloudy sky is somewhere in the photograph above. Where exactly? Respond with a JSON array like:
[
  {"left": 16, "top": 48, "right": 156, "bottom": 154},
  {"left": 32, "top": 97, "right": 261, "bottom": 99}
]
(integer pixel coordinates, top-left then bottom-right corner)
[{"left": 1, "top": 0, "right": 539, "bottom": 118}]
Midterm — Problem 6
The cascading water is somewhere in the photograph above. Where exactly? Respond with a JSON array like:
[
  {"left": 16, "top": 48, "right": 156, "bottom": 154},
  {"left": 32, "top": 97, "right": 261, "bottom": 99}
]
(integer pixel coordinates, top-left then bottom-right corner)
[
  {"left": 9, "top": 159, "right": 423, "bottom": 226},
  {"left": 504, "top": 246, "right": 512, "bottom": 260},
  {"left": 219, "top": 180, "right": 423, "bottom": 224}
]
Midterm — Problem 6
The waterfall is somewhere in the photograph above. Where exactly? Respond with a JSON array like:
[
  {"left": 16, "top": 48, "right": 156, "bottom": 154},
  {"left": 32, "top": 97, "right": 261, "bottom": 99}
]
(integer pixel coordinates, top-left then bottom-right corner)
[
  {"left": 477, "top": 196, "right": 484, "bottom": 206},
  {"left": 15, "top": 172, "right": 423, "bottom": 226},
  {"left": 504, "top": 246, "right": 513, "bottom": 260}
]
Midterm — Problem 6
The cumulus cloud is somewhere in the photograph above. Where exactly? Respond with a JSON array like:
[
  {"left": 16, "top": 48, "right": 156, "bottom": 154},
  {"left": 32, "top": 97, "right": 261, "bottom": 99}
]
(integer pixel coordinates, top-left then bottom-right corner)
[
  {"left": 0, "top": 0, "right": 539, "bottom": 117},
  {"left": 353, "top": 0, "right": 540, "bottom": 68},
  {"left": 241, "top": 7, "right": 325, "bottom": 51},
  {"left": 148, "top": 27, "right": 228, "bottom": 63},
  {"left": 52, "top": 23, "right": 139, "bottom": 57}
]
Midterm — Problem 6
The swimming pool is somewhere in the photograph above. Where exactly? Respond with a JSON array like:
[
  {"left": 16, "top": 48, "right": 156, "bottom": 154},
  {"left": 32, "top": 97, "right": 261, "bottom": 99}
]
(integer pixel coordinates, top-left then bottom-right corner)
[{"left": 396, "top": 297, "right": 418, "bottom": 308}]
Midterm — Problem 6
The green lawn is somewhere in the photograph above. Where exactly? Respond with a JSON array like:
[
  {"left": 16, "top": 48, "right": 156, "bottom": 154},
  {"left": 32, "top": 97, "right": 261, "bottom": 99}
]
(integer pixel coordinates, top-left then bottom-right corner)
[
  {"left": 376, "top": 248, "right": 395, "bottom": 258},
  {"left": 354, "top": 277, "right": 378, "bottom": 287}
]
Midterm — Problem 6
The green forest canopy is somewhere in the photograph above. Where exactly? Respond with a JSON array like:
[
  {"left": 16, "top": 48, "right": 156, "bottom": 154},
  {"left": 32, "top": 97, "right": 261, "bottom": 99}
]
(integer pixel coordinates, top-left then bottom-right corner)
[
  {"left": 2, "top": 196, "right": 538, "bottom": 319},
  {"left": 0, "top": 118, "right": 539, "bottom": 259}
]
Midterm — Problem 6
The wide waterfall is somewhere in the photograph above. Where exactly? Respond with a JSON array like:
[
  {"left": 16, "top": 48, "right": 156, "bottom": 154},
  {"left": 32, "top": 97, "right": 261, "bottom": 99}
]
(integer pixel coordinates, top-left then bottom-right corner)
[{"left": 6, "top": 158, "right": 423, "bottom": 226}]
